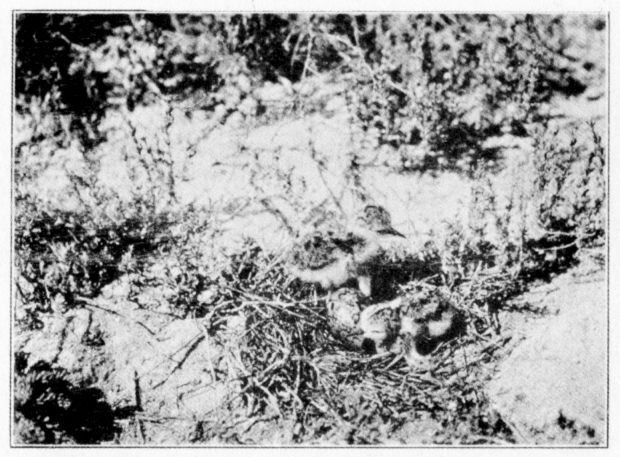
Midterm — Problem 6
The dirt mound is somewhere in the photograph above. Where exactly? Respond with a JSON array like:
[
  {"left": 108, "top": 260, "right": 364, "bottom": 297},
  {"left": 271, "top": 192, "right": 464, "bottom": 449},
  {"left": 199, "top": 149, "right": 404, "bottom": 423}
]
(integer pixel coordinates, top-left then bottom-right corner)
[{"left": 488, "top": 266, "right": 606, "bottom": 445}]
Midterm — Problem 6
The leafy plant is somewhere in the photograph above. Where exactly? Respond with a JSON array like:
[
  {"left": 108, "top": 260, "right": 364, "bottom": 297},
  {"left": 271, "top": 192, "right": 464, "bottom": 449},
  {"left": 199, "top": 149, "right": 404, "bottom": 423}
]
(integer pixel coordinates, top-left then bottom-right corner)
[{"left": 14, "top": 191, "right": 172, "bottom": 328}]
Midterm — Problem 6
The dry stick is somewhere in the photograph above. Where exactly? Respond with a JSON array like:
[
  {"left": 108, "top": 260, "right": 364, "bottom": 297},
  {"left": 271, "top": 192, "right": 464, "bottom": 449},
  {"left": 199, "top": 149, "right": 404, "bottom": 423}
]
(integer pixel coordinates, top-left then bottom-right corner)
[
  {"left": 141, "top": 332, "right": 207, "bottom": 381},
  {"left": 130, "top": 412, "right": 211, "bottom": 423},
  {"left": 261, "top": 302, "right": 319, "bottom": 320},
  {"left": 134, "top": 370, "right": 143, "bottom": 411},
  {"left": 239, "top": 414, "right": 279, "bottom": 435},
  {"left": 503, "top": 417, "right": 528, "bottom": 444},
  {"left": 258, "top": 197, "right": 296, "bottom": 236},
  {"left": 75, "top": 296, "right": 159, "bottom": 337},
  {"left": 161, "top": 101, "right": 178, "bottom": 204},
  {"left": 177, "top": 374, "right": 247, "bottom": 421},
  {"left": 133, "top": 370, "right": 146, "bottom": 443},
  {"left": 253, "top": 249, "right": 290, "bottom": 284},
  {"left": 383, "top": 353, "right": 405, "bottom": 371},
  {"left": 306, "top": 133, "right": 347, "bottom": 217},
  {"left": 202, "top": 298, "right": 238, "bottom": 329},
  {"left": 301, "top": 32, "right": 315, "bottom": 81},
  {"left": 50, "top": 315, "right": 73, "bottom": 366},
  {"left": 223, "top": 284, "right": 318, "bottom": 307},
  {"left": 246, "top": 162, "right": 294, "bottom": 233},
  {"left": 123, "top": 111, "right": 157, "bottom": 190},
  {"left": 479, "top": 335, "right": 512, "bottom": 355},
  {"left": 151, "top": 334, "right": 206, "bottom": 390},
  {"left": 289, "top": 28, "right": 305, "bottom": 69}
]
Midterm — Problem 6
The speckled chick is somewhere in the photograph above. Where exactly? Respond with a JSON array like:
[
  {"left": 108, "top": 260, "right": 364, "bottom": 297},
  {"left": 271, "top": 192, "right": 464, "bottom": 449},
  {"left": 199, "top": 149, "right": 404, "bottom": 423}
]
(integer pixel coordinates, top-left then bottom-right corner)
[
  {"left": 351, "top": 204, "right": 409, "bottom": 298},
  {"left": 288, "top": 204, "right": 405, "bottom": 297},
  {"left": 399, "top": 289, "right": 464, "bottom": 366},
  {"left": 288, "top": 229, "right": 374, "bottom": 293},
  {"left": 358, "top": 299, "right": 402, "bottom": 353},
  {"left": 325, "top": 287, "right": 364, "bottom": 347},
  {"left": 354, "top": 204, "right": 406, "bottom": 239}
]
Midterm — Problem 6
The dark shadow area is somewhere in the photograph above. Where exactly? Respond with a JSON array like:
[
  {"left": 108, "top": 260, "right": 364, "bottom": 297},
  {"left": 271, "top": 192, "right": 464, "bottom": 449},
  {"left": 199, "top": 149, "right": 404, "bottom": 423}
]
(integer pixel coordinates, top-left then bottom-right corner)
[
  {"left": 13, "top": 352, "right": 118, "bottom": 444},
  {"left": 520, "top": 232, "right": 579, "bottom": 283},
  {"left": 545, "top": 72, "right": 588, "bottom": 98}
]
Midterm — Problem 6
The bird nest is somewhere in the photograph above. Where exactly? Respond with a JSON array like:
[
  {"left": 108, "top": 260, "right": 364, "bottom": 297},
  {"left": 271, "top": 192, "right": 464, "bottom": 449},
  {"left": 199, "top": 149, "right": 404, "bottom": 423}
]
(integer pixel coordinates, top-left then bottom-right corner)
[{"left": 202, "top": 239, "right": 517, "bottom": 444}]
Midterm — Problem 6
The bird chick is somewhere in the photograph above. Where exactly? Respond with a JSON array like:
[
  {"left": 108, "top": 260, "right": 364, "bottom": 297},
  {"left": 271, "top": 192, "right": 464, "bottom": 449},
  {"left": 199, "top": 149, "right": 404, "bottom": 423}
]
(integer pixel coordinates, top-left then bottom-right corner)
[
  {"left": 351, "top": 204, "right": 409, "bottom": 299},
  {"left": 354, "top": 204, "right": 406, "bottom": 239},
  {"left": 358, "top": 298, "right": 402, "bottom": 354},
  {"left": 399, "top": 291, "right": 464, "bottom": 366},
  {"left": 288, "top": 204, "right": 405, "bottom": 298},
  {"left": 325, "top": 287, "right": 364, "bottom": 348},
  {"left": 287, "top": 229, "right": 376, "bottom": 294}
]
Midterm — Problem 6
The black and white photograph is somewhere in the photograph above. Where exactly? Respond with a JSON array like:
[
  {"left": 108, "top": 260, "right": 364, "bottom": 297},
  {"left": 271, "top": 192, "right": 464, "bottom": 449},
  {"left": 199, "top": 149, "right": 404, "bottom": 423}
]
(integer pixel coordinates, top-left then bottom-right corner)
[{"left": 9, "top": 7, "right": 610, "bottom": 447}]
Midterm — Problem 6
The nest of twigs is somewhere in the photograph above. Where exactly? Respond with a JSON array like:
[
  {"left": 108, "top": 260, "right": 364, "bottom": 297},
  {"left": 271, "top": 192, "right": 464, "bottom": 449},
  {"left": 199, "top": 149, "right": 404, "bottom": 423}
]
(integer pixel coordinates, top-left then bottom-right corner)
[{"left": 196, "top": 239, "right": 526, "bottom": 444}]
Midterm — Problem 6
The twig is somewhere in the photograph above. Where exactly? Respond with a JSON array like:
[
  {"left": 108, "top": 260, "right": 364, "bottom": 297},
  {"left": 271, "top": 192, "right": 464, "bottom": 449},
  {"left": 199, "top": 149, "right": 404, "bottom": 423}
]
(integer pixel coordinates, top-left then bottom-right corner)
[
  {"left": 133, "top": 369, "right": 146, "bottom": 443},
  {"left": 151, "top": 334, "right": 206, "bottom": 389},
  {"left": 75, "top": 295, "right": 159, "bottom": 337},
  {"left": 258, "top": 197, "right": 296, "bottom": 236},
  {"left": 134, "top": 370, "right": 143, "bottom": 411}
]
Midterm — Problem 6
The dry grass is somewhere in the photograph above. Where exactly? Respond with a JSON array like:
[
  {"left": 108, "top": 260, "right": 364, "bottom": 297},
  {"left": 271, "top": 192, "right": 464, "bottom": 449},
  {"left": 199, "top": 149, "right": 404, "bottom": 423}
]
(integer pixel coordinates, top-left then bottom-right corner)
[{"left": 12, "top": 14, "right": 606, "bottom": 445}]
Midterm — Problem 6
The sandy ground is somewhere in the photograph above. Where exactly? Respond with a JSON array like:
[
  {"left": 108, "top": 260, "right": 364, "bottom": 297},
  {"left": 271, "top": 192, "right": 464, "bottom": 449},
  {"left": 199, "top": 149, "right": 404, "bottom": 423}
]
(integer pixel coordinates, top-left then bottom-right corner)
[{"left": 488, "top": 251, "right": 606, "bottom": 445}]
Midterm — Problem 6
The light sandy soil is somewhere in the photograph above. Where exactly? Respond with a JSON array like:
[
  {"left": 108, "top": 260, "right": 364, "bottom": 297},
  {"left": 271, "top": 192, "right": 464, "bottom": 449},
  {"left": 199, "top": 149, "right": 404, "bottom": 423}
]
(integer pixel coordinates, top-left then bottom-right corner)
[
  {"left": 487, "top": 250, "right": 606, "bottom": 445},
  {"left": 16, "top": 277, "right": 242, "bottom": 444}
]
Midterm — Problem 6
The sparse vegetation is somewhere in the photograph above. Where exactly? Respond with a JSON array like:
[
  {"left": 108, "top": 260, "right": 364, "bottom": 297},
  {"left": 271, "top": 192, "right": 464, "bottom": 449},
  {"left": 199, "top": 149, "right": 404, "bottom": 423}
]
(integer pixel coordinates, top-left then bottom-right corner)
[{"left": 13, "top": 13, "right": 606, "bottom": 445}]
